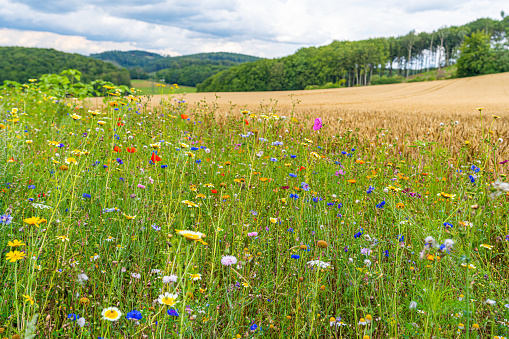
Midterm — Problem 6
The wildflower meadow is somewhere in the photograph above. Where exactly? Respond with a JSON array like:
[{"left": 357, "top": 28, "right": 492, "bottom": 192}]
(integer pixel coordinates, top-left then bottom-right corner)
[{"left": 0, "top": 79, "right": 509, "bottom": 339}]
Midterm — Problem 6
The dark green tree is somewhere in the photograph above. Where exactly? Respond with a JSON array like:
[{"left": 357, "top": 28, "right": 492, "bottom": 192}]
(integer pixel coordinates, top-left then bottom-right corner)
[{"left": 456, "top": 31, "right": 494, "bottom": 77}]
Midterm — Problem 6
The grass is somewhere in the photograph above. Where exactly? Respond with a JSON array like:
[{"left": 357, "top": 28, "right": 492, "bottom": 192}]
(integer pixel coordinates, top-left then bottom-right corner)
[
  {"left": 131, "top": 80, "right": 197, "bottom": 95},
  {"left": 0, "top": 80, "right": 508, "bottom": 338}
]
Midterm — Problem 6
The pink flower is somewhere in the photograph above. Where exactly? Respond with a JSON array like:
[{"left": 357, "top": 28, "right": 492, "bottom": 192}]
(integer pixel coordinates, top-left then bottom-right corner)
[
  {"left": 312, "top": 118, "right": 322, "bottom": 131},
  {"left": 148, "top": 177, "right": 154, "bottom": 184},
  {"left": 247, "top": 232, "right": 258, "bottom": 237},
  {"left": 137, "top": 184, "right": 146, "bottom": 189},
  {"left": 221, "top": 255, "right": 237, "bottom": 266}
]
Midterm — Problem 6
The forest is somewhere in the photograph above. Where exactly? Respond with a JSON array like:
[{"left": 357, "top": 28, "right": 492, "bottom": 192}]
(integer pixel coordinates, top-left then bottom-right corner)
[
  {"left": 91, "top": 51, "right": 261, "bottom": 86},
  {"left": 0, "top": 47, "right": 131, "bottom": 86},
  {"left": 197, "top": 16, "right": 509, "bottom": 92}
]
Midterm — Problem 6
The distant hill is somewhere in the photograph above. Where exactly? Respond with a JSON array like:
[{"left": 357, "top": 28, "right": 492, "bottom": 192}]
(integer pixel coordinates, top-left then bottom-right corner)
[
  {"left": 91, "top": 51, "right": 262, "bottom": 86},
  {"left": 90, "top": 50, "right": 164, "bottom": 69},
  {"left": 0, "top": 47, "right": 131, "bottom": 86}
]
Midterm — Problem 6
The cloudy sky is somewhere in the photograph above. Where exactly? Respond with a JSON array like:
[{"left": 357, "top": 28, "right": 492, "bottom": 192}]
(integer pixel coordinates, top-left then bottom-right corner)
[{"left": 0, "top": 0, "right": 506, "bottom": 58}]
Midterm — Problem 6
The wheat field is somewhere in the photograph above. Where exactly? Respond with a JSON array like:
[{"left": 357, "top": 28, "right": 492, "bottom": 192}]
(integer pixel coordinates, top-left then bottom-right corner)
[{"left": 91, "top": 72, "right": 509, "bottom": 166}]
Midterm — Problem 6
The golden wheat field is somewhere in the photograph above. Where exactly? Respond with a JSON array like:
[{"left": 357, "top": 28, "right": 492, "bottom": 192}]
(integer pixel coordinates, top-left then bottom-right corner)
[{"left": 90, "top": 72, "right": 509, "bottom": 166}]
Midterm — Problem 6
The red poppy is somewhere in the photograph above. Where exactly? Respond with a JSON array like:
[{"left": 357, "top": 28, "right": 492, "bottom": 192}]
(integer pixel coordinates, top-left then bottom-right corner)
[
  {"left": 211, "top": 189, "right": 218, "bottom": 194},
  {"left": 244, "top": 119, "right": 249, "bottom": 125},
  {"left": 181, "top": 114, "right": 189, "bottom": 119},
  {"left": 151, "top": 152, "right": 162, "bottom": 162},
  {"left": 113, "top": 146, "right": 121, "bottom": 153},
  {"left": 297, "top": 166, "right": 306, "bottom": 171},
  {"left": 127, "top": 147, "right": 137, "bottom": 153}
]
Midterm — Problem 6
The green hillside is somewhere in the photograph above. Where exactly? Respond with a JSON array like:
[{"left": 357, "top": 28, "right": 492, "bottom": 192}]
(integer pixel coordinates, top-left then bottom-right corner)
[
  {"left": 90, "top": 50, "right": 164, "bottom": 69},
  {"left": 0, "top": 47, "right": 131, "bottom": 86}
]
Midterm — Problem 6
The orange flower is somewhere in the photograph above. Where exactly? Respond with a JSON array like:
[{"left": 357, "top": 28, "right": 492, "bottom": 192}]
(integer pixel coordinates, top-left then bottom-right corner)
[
  {"left": 181, "top": 114, "right": 189, "bottom": 119},
  {"left": 355, "top": 159, "right": 365, "bottom": 164},
  {"left": 347, "top": 179, "right": 356, "bottom": 183},
  {"left": 113, "top": 146, "right": 121, "bottom": 153}
]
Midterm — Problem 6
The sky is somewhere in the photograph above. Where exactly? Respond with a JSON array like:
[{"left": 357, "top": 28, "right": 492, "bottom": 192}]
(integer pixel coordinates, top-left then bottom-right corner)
[{"left": 0, "top": 0, "right": 506, "bottom": 58}]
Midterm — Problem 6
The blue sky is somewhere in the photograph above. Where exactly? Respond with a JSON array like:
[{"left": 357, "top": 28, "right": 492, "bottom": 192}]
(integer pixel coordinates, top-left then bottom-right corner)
[{"left": 0, "top": 0, "right": 506, "bottom": 57}]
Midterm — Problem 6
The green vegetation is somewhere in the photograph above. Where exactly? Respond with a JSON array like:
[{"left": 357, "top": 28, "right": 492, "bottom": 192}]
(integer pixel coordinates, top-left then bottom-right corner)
[
  {"left": 1, "top": 77, "right": 509, "bottom": 338},
  {"left": 90, "top": 50, "right": 164, "bottom": 69},
  {"left": 197, "top": 16, "right": 509, "bottom": 92},
  {"left": 456, "top": 31, "right": 509, "bottom": 77},
  {"left": 92, "top": 51, "right": 261, "bottom": 86},
  {"left": 131, "top": 80, "right": 196, "bottom": 95},
  {"left": 0, "top": 47, "right": 131, "bottom": 87}
]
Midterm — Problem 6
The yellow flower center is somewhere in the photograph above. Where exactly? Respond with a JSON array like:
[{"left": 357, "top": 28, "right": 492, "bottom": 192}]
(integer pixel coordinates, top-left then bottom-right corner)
[{"left": 105, "top": 310, "right": 118, "bottom": 319}]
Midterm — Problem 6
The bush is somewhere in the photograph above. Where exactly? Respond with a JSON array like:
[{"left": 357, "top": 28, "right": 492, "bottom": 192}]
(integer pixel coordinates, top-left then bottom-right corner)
[{"left": 370, "top": 75, "right": 404, "bottom": 85}]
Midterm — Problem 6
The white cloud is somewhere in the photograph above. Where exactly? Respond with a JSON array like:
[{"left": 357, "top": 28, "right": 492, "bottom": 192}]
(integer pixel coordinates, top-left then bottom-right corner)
[{"left": 0, "top": 0, "right": 507, "bottom": 57}]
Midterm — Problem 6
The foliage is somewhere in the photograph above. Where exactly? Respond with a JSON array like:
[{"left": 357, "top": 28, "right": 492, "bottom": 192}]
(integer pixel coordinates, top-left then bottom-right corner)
[
  {"left": 370, "top": 75, "right": 404, "bottom": 85},
  {"left": 90, "top": 50, "right": 164, "bottom": 68},
  {"left": 456, "top": 31, "right": 495, "bottom": 77},
  {"left": 0, "top": 47, "right": 131, "bottom": 87},
  {"left": 92, "top": 51, "right": 261, "bottom": 85},
  {"left": 197, "top": 16, "right": 509, "bottom": 92},
  {"left": 0, "top": 69, "right": 130, "bottom": 99}
]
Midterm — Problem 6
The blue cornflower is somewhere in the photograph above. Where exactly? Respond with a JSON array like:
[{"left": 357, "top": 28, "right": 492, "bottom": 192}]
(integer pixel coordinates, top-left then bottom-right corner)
[
  {"left": 250, "top": 323, "right": 258, "bottom": 331},
  {"left": 469, "top": 175, "right": 475, "bottom": 183},
  {"left": 161, "top": 165, "right": 168, "bottom": 168},
  {"left": 289, "top": 173, "right": 297, "bottom": 178},
  {"left": 0, "top": 214, "right": 13, "bottom": 225},
  {"left": 341, "top": 151, "right": 347, "bottom": 155},
  {"left": 290, "top": 155, "right": 297, "bottom": 158},
  {"left": 190, "top": 147, "right": 199, "bottom": 151},
  {"left": 354, "top": 231, "right": 363, "bottom": 239},
  {"left": 82, "top": 193, "right": 91, "bottom": 199},
  {"left": 290, "top": 193, "right": 299, "bottom": 199},
  {"left": 291, "top": 254, "right": 300, "bottom": 259},
  {"left": 443, "top": 222, "right": 454, "bottom": 229},
  {"left": 367, "top": 186, "right": 374, "bottom": 194},
  {"left": 126, "top": 310, "right": 143, "bottom": 320},
  {"left": 196, "top": 159, "right": 202, "bottom": 164},
  {"left": 301, "top": 182, "right": 310, "bottom": 191},
  {"left": 28, "top": 185, "right": 35, "bottom": 189},
  {"left": 471, "top": 165, "right": 480, "bottom": 173},
  {"left": 250, "top": 210, "right": 258, "bottom": 216},
  {"left": 116, "top": 158, "right": 124, "bottom": 165},
  {"left": 151, "top": 224, "right": 161, "bottom": 231},
  {"left": 270, "top": 157, "right": 278, "bottom": 162},
  {"left": 312, "top": 197, "right": 322, "bottom": 203},
  {"left": 327, "top": 202, "right": 335, "bottom": 206},
  {"left": 67, "top": 313, "right": 79, "bottom": 321},
  {"left": 337, "top": 203, "right": 343, "bottom": 209},
  {"left": 383, "top": 250, "right": 389, "bottom": 257},
  {"left": 398, "top": 235, "right": 404, "bottom": 242},
  {"left": 167, "top": 308, "right": 179, "bottom": 317},
  {"left": 376, "top": 201, "right": 386, "bottom": 208},
  {"left": 288, "top": 228, "right": 294, "bottom": 233}
]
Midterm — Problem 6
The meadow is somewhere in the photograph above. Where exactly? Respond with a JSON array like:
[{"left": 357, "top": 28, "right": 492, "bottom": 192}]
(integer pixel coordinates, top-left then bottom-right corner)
[
  {"left": 130, "top": 81, "right": 197, "bottom": 96},
  {"left": 0, "top": 74, "right": 509, "bottom": 339}
]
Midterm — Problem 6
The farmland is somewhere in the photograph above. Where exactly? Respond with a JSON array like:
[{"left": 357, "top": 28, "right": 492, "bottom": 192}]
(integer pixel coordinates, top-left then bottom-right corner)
[{"left": 1, "top": 72, "right": 509, "bottom": 338}]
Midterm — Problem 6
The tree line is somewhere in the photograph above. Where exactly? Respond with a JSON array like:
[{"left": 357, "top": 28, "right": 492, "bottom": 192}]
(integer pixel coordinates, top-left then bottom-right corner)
[
  {"left": 0, "top": 47, "right": 131, "bottom": 87},
  {"left": 197, "top": 15, "right": 509, "bottom": 92},
  {"left": 91, "top": 51, "right": 261, "bottom": 86}
]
